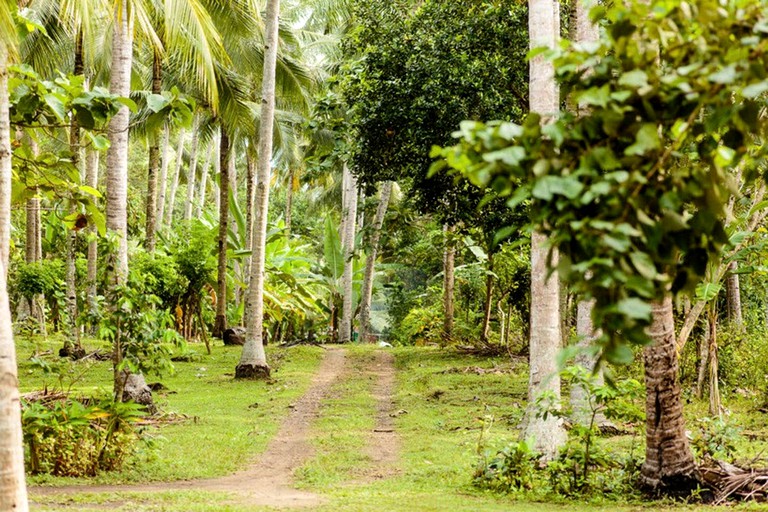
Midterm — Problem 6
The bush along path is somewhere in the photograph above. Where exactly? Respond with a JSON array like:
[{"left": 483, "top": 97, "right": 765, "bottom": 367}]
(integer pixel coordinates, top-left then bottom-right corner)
[{"left": 30, "top": 347, "right": 402, "bottom": 510}]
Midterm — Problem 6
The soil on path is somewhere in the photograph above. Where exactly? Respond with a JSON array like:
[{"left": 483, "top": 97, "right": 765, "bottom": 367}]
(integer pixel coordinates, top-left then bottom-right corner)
[{"left": 31, "top": 346, "right": 400, "bottom": 510}]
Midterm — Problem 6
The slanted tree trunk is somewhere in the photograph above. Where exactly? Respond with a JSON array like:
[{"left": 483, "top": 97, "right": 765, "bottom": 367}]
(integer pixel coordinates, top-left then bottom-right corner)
[
  {"left": 339, "top": 162, "right": 358, "bottom": 344},
  {"left": 195, "top": 137, "right": 215, "bottom": 218},
  {"left": 145, "top": 49, "right": 162, "bottom": 251},
  {"left": 213, "top": 129, "right": 230, "bottom": 338},
  {"left": 0, "top": 260, "right": 29, "bottom": 512},
  {"left": 106, "top": 3, "right": 152, "bottom": 408},
  {"left": 155, "top": 124, "right": 171, "bottom": 230},
  {"left": 183, "top": 115, "right": 201, "bottom": 222},
  {"left": 359, "top": 181, "right": 392, "bottom": 343},
  {"left": 726, "top": 262, "right": 743, "bottom": 331},
  {"left": 641, "top": 295, "right": 698, "bottom": 493},
  {"left": 523, "top": 0, "right": 566, "bottom": 461},
  {"left": 442, "top": 224, "right": 456, "bottom": 342},
  {"left": 236, "top": 0, "right": 280, "bottom": 379},
  {"left": 164, "top": 128, "right": 186, "bottom": 226}
]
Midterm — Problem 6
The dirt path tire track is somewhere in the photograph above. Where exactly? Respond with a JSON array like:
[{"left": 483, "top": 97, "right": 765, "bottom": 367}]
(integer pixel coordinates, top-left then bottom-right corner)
[
  {"left": 32, "top": 347, "right": 350, "bottom": 509},
  {"left": 360, "top": 350, "right": 399, "bottom": 481}
]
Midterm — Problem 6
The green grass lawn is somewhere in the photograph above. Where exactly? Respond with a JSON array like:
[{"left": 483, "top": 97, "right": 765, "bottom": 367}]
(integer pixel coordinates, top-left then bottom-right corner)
[{"left": 20, "top": 338, "right": 768, "bottom": 511}]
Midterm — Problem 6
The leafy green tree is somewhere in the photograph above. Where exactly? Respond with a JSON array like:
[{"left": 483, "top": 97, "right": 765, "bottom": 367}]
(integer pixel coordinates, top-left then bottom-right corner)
[{"left": 436, "top": 0, "right": 768, "bottom": 493}]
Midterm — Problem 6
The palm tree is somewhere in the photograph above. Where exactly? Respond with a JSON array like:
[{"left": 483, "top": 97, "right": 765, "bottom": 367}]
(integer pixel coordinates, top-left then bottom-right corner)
[
  {"left": 236, "top": 0, "right": 281, "bottom": 379},
  {"left": 523, "top": 0, "right": 566, "bottom": 461},
  {"left": 0, "top": 4, "right": 29, "bottom": 508},
  {"left": 339, "top": 161, "right": 357, "bottom": 343}
]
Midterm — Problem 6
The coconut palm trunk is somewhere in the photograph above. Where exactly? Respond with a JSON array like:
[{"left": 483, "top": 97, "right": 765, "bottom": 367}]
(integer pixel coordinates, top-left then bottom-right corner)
[
  {"left": 85, "top": 149, "right": 99, "bottom": 313},
  {"left": 284, "top": 167, "right": 294, "bottom": 234},
  {"left": 339, "top": 162, "right": 358, "bottom": 344},
  {"left": 522, "top": 0, "right": 566, "bottom": 460},
  {"left": 195, "top": 137, "right": 215, "bottom": 218},
  {"left": 640, "top": 295, "right": 698, "bottom": 492},
  {"left": 0, "top": 47, "right": 10, "bottom": 275},
  {"left": 212, "top": 128, "right": 230, "bottom": 338},
  {"left": 164, "top": 128, "right": 186, "bottom": 225},
  {"left": 183, "top": 115, "right": 201, "bottom": 222},
  {"left": 145, "top": 49, "right": 162, "bottom": 251},
  {"left": 0, "top": 26, "right": 27, "bottom": 508},
  {"left": 235, "top": 0, "right": 280, "bottom": 378},
  {"left": 0, "top": 259, "right": 28, "bottom": 512},
  {"left": 63, "top": 107, "right": 83, "bottom": 358},
  {"left": 359, "top": 181, "right": 392, "bottom": 343},
  {"left": 726, "top": 262, "right": 743, "bottom": 330},
  {"left": 155, "top": 124, "right": 171, "bottom": 228}
]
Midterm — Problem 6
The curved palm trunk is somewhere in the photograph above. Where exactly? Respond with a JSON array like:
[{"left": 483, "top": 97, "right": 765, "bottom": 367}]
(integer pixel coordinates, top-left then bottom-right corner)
[
  {"left": 212, "top": 129, "right": 230, "bottom": 338},
  {"left": 442, "top": 224, "right": 456, "bottom": 341},
  {"left": 359, "top": 181, "right": 392, "bottom": 343},
  {"left": 164, "top": 129, "right": 186, "bottom": 226},
  {"left": 183, "top": 115, "right": 201, "bottom": 222},
  {"left": 641, "top": 295, "right": 698, "bottom": 492},
  {"left": 0, "top": 260, "right": 28, "bottom": 512},
  {"left": 339, "top": 162, "right": 358, "bottom": 344},
  {"left": 236, "top": 0, "right": 280, "bottom": 378},
  {"left": 145, "top": 49, "right": 162, "bottom": 251},
  {"left": 156, "top": 124, "right": 171, "bottom": 227}
]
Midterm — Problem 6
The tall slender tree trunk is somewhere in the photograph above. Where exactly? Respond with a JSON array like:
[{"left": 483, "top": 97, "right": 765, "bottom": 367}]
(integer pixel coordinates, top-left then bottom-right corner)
[
  {"left": 695, "top": 316, "right": 710, "bottom": 399},
  {"left": 236, "top": 0, "right": 280, "bottom": 378},
  {"left": 183, "top": 115, "right": 201, "bottom": 222},
  {"left": 145, "top": 49, "right": 162, "bottom": 251},
  {"left": 523, "top": 0, "right": 566, "bottom": 460},
  {"left": 359, "top": 181, "right": 392, "bottom": 343},
  {"left": 212, "top": 129, "right": 230, "bottom": 338},
  {"left": 155, "top": 124, "right": 171, "bottom": 230},
  {"left": 63, "top": 100, "right": 82, "bottom": 357},
  {"left": 707, "top": 304, "right": 721, "bottom": 417},
  {"left": 481, "top": 252, "right": 495, "bottom": 343},
  {"left": 726, "top": 262, "right": 743, "bottom": 331},
  {"left": 0, "top": 259, "right": 28, "bottom": 512},
  {"left": 164, "top": 129, "right": 186, "bottom": 226},
  {"left": 195, "top": 137, "right": 215, "bottom": 218},
  {"left": 442, "top": 224, "right": 455, "bottom": 342},
  {"left": 107, "top": 3, "right": 152, "bottom": 408},
  {"left": 0, "top": 48, "right": 10, "bottom": 275},
  {"left": 339, "top": 163, "right": 358, "bottom": 344},
  {"left": 245, "top": 152, "right": 256, "bottom": 251},
  {"left": 641, "top": 295, "right": 698, "bottom": 492},
  {"left": 86, "top": 149, "right": 99, "bottom": 314},
  {"left": 284, "top": 167, "right": 294, "bottom": 234},
  {"left": 230, "top": 155, "right": 241, "bottom": 308}
]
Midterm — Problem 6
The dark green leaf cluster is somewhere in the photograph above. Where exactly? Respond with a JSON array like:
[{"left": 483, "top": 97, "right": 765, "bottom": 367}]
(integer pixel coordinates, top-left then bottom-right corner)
[
  {"left": 435, "top": 0, "right": 768, "bottom": 362},
  {"left": 342, "top": 0, "right": 529, "bottom": 223}
]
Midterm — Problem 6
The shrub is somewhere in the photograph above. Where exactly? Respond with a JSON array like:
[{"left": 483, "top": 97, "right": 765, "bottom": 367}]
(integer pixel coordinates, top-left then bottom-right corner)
[{"left": 22, "top": 398, "right": 147, "bottom": 477}]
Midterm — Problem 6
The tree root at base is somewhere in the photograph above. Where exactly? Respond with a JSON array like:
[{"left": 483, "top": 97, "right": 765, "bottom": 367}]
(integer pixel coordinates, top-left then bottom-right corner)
[{"left": 234, "top": 363, "right": 271, "bottom": 379}]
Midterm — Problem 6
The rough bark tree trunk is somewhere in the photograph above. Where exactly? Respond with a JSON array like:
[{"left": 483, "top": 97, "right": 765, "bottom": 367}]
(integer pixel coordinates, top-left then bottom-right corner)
[
  {"left": 236, "top": 0, "right": 280, "bottom": 379},
  {"left": 442, "top": 224, "right": 456, "bottom": 342},
  {"left": 0, "top": 47, "right": 10, "bottom": 275},
  {"left": 212, "top": 129, "right": 230, "bottom": 338},
  {"left": 63, "top": 102, "right": 82, "bottom": 358},
  {"left": 707, "top": 305, "right": 721, "bottom": 417},
  {"left": 339, "top": 163, "right": 358, "bottom": 344},
  {"left": 641, "top": 295, "right": 698, "bottom": 493},
  {"left": 359, "top": 181, "right": 393, "bottom": 343},
  {"left": 145, "top": 49, "right": 162, "bottom": 252}
]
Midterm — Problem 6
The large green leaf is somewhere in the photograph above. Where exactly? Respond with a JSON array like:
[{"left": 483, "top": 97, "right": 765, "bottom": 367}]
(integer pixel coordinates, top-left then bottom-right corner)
[{"left": 323, "top": 216, "right": 344, "bottom": 281}]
